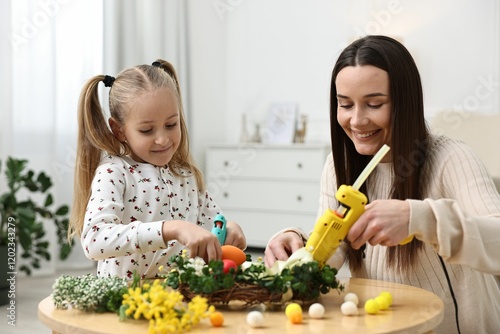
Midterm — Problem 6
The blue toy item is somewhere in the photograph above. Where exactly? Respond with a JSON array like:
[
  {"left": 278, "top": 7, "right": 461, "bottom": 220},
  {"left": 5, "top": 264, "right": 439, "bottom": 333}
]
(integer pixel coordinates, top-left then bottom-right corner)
[{"left": 211, "top": 214, "right": 227, "bottom": 245}]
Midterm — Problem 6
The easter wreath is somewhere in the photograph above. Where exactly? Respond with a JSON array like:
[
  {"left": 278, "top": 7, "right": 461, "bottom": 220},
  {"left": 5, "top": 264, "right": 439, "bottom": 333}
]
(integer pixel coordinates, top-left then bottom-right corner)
[
  {"left": 163, "top": 251, "right": 344, "bottom": 307},
  {"left": 51, "top": 250, "right": 344, "bottom": 333}
]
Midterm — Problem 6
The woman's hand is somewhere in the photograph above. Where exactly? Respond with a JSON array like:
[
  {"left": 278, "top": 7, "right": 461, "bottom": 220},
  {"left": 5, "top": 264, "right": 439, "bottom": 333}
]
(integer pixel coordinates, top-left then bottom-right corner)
[
  {"left": 225, "top": 220, "right": 247, "bottom": 250},
  {"left": 264, "top": 231, "right": 305, "bottom": 267},
  {"left": 162, "top": 220, "right": 222, "bottom": 263},
  {"left": 347, "top": 199, "right": 411, "bottom": 249}
]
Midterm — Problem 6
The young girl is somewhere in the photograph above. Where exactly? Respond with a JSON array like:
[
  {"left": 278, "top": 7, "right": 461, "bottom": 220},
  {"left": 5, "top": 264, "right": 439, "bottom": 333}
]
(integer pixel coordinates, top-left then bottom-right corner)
[
  {"left": 265, "top": 36, "right": 500, "bottom": 332},
  {"left": 69, "top": 59, "right": 246, "bottom": 279}
]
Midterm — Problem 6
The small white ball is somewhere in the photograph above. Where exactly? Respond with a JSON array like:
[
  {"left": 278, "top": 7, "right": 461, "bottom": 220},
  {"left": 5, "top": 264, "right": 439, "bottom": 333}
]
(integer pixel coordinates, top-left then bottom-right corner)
[
  {"left": 343, "top": 292, "right": 359, "bottom": 306},
  {"left": 308, "top": 303, "right": 325, "bottom": 319},
  {"left": 340, "top": 301, "right": 359, "bottom": 316},
  {"left": 246, "top": 311, "right": 264, "bottom": 328}
]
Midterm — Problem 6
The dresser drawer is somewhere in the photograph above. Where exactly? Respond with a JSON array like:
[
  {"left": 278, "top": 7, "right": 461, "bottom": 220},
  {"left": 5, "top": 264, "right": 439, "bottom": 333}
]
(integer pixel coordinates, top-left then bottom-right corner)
[
  {"left": 212, "top": 179, "right": 320, "bottom": 214},
  {"left": 222, "top": 210, "right": 315, "bottom": 248},
  {"left": 206, "top": 146, "right": 328, "bottom": 181},
  {"left": 205, "top": 144, "right": 329, "bottom": 248}
]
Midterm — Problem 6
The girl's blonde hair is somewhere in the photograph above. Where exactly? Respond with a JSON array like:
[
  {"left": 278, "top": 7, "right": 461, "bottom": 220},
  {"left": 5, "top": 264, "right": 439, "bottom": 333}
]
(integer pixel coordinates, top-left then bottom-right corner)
[{"left": 68, "top": 59, "right": 203, "bottom": 239}]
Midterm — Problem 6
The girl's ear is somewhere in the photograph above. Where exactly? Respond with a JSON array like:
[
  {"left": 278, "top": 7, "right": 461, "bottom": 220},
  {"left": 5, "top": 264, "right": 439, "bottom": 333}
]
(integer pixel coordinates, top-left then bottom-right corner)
[{"left": 109, "top": 117, "right": 127, "bottom": 142}]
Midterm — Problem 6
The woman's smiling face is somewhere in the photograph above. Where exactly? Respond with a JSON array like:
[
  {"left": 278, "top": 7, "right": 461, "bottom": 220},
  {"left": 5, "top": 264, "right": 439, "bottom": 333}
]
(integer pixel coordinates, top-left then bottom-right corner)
[{"left": 336, "top": 65, "right": 392, "bottom": 162}]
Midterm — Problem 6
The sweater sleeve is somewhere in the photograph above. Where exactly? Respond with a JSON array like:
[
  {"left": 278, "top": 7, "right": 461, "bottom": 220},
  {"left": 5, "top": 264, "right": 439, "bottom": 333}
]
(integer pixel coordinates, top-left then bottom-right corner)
[
  {"left": 81, "top": 163, "right": 166, "bottom": 261},
  {"left": 408, "top": 139, "right": 500, "bottom": 274}
]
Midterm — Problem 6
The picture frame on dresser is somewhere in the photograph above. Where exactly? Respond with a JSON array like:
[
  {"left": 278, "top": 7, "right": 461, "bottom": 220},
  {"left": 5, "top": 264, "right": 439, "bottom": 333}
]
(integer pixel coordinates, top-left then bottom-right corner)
[{"left": 263, "top": 103, "right": 298, "bottom": 144}]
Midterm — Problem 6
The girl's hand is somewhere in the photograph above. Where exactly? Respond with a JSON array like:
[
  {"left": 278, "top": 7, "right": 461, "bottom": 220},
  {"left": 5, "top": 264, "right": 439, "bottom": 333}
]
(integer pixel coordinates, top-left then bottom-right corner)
[
  {"left": 162, "top": 221, "right": 222, "bottom": 263},
  {"left": 224, "top": 220, "right": 247, "bottom": 250},
  {"left": 347, "top": 199, "right": 410, "bottom": 249},
  {"left": 264, "top": 231, "right": 304, "bottom": 267}
]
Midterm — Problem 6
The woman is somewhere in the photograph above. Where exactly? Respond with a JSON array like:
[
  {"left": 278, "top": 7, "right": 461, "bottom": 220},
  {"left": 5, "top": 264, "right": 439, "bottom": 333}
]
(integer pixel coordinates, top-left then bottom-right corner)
[{"left": 265, "top": 35, "right": 500, "bottom": 333}]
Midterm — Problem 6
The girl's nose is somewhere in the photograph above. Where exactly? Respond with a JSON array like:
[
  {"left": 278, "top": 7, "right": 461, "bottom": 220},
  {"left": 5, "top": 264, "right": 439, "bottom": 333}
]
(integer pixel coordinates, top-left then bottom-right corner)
[{"left": 155, "top": 134, "right": 168, "bottom": 146}]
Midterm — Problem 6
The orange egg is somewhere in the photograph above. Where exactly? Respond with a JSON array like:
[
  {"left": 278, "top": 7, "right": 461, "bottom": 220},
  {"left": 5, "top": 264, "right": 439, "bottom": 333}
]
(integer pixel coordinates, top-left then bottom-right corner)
[
  {"left": 210, "top": 311, "right": 224, "bottom": 327},
  {"left": 288, "top": 309, "right": 303, "bottom": 324},
  {"left": 221, "top": 245, "right": 246, "bottom": 265}
]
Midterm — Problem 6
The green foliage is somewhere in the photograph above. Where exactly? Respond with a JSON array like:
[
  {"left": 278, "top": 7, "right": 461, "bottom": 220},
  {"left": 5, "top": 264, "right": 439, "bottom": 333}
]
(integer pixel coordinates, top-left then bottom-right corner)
[
  {"left": 165, "top": 255, "right": 237, "bottom": 294},
  {"left": 0, "top": 157, "right": 72, "bottom": 275},
  {"left": 164, "top": 255, "right": 344, "bottom": 302},
  {"left": 52, "top": 274, "right": 128, "bottom": 313}
]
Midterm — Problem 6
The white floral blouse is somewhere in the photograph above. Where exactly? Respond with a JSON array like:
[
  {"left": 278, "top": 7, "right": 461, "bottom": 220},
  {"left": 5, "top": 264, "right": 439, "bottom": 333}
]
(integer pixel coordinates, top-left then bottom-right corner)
[{"left": 81, "top": 155, "right": 221, "bottom": 279}]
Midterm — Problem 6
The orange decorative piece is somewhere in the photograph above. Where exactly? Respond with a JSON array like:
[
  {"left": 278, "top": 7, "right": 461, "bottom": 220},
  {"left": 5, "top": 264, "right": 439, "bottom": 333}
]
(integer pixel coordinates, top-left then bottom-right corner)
[
  {"left": 210, "top": 311, "right": 224, "bottom": 327},
  {"left": 221, "top": 245, "right": 246, "bottom": 266}
]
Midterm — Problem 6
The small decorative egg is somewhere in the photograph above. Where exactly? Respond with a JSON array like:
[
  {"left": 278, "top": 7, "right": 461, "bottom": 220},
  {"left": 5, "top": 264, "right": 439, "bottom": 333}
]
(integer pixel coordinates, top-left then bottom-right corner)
[
  {"left": 364, "top": 298, "right": 380, "bottom": 315},
  {"left": 285, "top": 302, "right": 303, "bottom": 324},
  {"left": 221, "top": 245, "right": 246, "bottom": 265},
  {"left": 209, "top": 311, "right": 224, "bottom": 327},
  {"left": 340, "top": 301, "right": 359, "bottom": 316},
  {"left": 222, "top": 259, "right": 237, "bottom": 274},
  {"left": 246, "top": 311, "right": 264, "bottom": 328},
  {"left": 308, "top": 303, "right": 325, "bottom": 319},
  {"left": 379, "top": 291, "right": 393, "bottom": 306},
  {"left": 344, "top": 292, "right": 359, "bottom": 306},
  {"left": 285, "top": 303, "right": 302, "bottom": 317},
  {"left": 375, "top": 294, "right": 390, "bottom": 310},
  {"left": 288, "top": 309, "right": 303, "bottom": 324}
]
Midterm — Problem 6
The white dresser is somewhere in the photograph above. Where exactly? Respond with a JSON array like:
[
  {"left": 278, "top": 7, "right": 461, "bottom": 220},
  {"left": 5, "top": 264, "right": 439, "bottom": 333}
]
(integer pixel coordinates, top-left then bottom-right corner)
[{"left": 205, "top": 144, "right": 330, "bottom": 248}]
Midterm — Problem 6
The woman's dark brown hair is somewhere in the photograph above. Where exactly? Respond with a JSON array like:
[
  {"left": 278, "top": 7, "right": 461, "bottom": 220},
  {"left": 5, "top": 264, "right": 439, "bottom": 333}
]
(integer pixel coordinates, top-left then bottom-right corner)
[{"left": 330, "top": 36, "right": 428, "bottom": 273}]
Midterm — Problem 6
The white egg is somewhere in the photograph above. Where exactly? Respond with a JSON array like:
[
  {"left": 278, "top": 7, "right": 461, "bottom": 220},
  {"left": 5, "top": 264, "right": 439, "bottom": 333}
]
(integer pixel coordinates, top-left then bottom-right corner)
[
  {"left": 308, "top": 303, "right": 325, "bottom": 319},
  {"left": 246, "top": 311, "right": 264, "bottom": 328},
  {"left": 344, "top": 292, "right": 359, "bottom": 306},
  {"left": 340, "top": 301, "right": 359, "bottom": 316}
]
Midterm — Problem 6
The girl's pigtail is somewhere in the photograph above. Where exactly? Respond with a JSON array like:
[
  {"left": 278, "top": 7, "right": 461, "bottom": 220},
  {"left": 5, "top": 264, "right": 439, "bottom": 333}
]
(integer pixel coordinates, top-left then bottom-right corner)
[
  {"left": 152, "top": 60, "right": 183, "bottom": 101},
  {"left": 69, "top": 75, "right": 124, "bottom": 239}
]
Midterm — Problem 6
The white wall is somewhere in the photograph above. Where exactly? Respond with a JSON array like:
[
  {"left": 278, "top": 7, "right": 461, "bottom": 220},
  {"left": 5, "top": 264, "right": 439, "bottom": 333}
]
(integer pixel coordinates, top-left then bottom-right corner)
[
  {"left": 187, "top": 0, "right": 500, "bottom": 165},
  {"left": 187, "top": 1, "right": 228, "bottom": 169}
]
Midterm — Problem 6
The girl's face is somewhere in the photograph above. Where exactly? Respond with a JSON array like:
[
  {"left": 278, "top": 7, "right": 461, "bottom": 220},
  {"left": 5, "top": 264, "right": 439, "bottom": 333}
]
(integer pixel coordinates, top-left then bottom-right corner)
[
  {"left": 336, "top": 65, "right": 392, "bottom": 162},
  {"left": 112, "top": 88, "right": 181, "bottom": 167}
]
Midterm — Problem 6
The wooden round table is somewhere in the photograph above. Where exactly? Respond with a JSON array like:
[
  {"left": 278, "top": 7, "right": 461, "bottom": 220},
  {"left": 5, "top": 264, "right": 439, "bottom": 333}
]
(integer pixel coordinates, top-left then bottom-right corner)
[{"left": 38, "top": 278, "right": 444, "bottom": 334}]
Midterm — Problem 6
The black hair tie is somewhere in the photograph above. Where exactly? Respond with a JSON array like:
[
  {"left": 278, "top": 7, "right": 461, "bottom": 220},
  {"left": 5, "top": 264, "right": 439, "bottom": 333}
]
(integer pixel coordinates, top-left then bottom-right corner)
[
  {"left": 151, "top": 61, "right": 162, "bottom": 68},
  {"left": 103, "top": 75, "right": 115, "bottom": 87}
]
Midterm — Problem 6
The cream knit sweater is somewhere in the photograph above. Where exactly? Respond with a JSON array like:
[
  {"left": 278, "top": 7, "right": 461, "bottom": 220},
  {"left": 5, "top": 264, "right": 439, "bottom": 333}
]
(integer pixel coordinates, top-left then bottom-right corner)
[{"left": 280, "top": 135, "right": 500, "bottom": 333}]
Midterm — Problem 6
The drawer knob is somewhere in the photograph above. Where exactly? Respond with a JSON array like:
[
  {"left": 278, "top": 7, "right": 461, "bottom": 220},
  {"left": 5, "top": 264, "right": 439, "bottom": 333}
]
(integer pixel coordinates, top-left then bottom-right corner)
[
  {"left": 224, "top": 161, "right": 229, "bottom": 167},
  {"left": 297, "top": 162, "right": 303, "bottom": 169},
  {"left": 223, "top": 192, "right": 229, "bottom": 198},
  {"left": 297, "top": 195, "right": 302, "bottom": 202}
]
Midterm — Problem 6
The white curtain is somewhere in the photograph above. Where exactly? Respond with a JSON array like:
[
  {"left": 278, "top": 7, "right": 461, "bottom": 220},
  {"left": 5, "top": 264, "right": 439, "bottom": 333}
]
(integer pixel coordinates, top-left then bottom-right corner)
[
  {"left": 0, "top": 0, "right": 190, "bottom": 275},
  {"left": 103, "top": 0, "right": 191, "bottom": 122},
  {"left": 0, "top": 1, "right": 13, "bottom": 160},
  {"left": 1, "top": 0, "right": 104, "bottom": 275}
]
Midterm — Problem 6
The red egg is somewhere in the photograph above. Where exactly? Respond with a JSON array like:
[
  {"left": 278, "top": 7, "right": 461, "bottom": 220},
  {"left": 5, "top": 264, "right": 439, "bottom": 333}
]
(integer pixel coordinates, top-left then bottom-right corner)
[
  {"left": 221, "top": 245, "right": 246, "bottom": 266},
  {"left": 222, "top": 259, "right": 237, "bottom": 273}
]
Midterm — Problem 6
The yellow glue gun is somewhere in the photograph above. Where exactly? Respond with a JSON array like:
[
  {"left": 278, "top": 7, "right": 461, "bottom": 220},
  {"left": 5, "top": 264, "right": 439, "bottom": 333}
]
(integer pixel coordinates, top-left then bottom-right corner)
[
  {"left": 305, "top": 145, "right": 413, "bottom": 266},
  {"left": 305, "top": 185, "right": 366, "bottom": 265}
]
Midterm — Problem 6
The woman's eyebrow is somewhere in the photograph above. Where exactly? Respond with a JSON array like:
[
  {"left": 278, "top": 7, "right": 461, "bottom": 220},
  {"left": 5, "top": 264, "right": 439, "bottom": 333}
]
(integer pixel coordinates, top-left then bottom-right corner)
[
  {"left": 336, "top": 93, "right": 388, "bottom": 99},
  {"left": 364, "top": 92, "right": 388, "bottom": 97}
]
